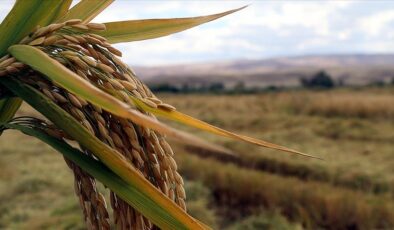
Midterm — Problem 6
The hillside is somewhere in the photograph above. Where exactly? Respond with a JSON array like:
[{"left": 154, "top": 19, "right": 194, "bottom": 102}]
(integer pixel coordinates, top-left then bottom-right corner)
[{"left": 134, "top": 54, "right": 394, "bottom": 87}]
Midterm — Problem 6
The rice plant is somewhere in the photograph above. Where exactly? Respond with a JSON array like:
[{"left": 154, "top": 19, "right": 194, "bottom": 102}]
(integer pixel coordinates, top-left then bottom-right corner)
[{"left": 0, "top": 1, "right": 317, "bottom": 229}]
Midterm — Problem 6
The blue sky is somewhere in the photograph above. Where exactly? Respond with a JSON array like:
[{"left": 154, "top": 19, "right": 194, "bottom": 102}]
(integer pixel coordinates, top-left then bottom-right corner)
[{"left": 1, "top": 1, "right": 394, "bottom": 66}]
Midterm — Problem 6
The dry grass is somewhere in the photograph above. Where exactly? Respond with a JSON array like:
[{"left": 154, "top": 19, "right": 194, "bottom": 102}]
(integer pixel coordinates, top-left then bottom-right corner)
[
  {"left": 186, "top": 146, "right": 391, "bottom": 195},
  {"left": 283, "top": 90, "right": 394, "bottom": 119},
  {"left": 176, "top": 153, "right": 394, "bottom": 229},
  {"left": 163, "top": 87, "right": 394, "bottom": 229},
  {"left": 1, "top": 87, "right": 393, "bottom": 229},
  {"left": 161, "top": 88, "right": 394, "bottom": 194},
  {"left": 0, "top": 129, "right": 85, "bottom": 229}
]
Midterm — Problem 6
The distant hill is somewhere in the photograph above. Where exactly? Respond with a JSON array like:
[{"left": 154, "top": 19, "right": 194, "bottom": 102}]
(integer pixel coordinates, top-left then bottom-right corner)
[{"left": 133, "top": 54, "right": 394, "bottom": 87}]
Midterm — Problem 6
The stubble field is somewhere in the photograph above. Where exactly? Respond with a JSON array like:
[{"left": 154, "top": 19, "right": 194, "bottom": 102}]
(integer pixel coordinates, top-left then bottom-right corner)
[{"left": 0, "top": 87, "right": 393, "bottom": 229}]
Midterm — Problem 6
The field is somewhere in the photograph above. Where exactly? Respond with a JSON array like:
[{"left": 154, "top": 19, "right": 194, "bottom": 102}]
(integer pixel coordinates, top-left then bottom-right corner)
[{"left": 0, "top": 87, "right": 393, "bottom": 229}]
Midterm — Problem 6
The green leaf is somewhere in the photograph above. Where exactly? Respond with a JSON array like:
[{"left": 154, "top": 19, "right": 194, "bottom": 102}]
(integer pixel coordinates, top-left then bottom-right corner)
[
  {"left": 0, "top": 97, "right": 22, "bottom": 123},
  {"left": 0, "top": 77, "right": 206, "bottom": 230},
  {"left": 97, "top": 6, "right": 247, "bottom": 44},
  {"left": 0, "top": 0, "right": 71, "bottom": 125},
  {"left": 0, "top": 0, "right": 72, "bottom": 56},
  {"left": 53, "top": 0, "right": 73, "bottom": 22},
  {"left": 0, "top": 97, "right": 22, "bottom": 135},
  {"left": 130, "top": 95, "right": 320, "bottom": 159},
  {"left": 0, "top": 97, "right": 22, "bottom": 136},
  {"left": 58, "top": 0, "right": 114, "bottom": 23},
  {"left": 1, "top": 122, "right": 207, "bottom": 230},
  {"left": 0, "top": 87, "right": 14, "bottom": 100},
  {"left": 8, "top": 44, "right": 232, "bottom": 155}
]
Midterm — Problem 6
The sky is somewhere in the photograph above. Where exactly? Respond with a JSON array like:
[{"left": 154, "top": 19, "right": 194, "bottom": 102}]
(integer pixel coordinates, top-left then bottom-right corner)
[{"left": 1, "top": 1, "right": 394, "bottom": 66}]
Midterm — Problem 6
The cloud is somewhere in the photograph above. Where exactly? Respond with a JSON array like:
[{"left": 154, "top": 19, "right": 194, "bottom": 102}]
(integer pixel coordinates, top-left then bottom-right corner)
[
  {"left": 359, "top": 10, "right": 394, "bottom": 37},
  {"left": 1, "top": 1, "right": 394, "bottom": 65},
  {"left": 0, "top": 1, "right": 13, "bottom": 21}
]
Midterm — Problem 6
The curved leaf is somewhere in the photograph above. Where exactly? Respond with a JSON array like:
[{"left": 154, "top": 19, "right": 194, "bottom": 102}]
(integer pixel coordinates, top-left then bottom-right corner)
[
  {"left": 53, "top": 0, "right": 73, "bottom": 22},
  {"left": 8, "top": 45, "right": 231, "bottom": 155},
  {"left": 0, "top": 0, "right": 71, "bottom": 126},
  {"left": 97, "top": 6, "right": 247, "bottom": 44},
  {"left": 0, "top": 97, "right": 22, "bottom": 135},
  {"left": 130, "top": 96, "right": 321, "bottom": 159},
  {"left": 58, "top": 0, "right": 114, "bottom": 23},
  {"left": 0, "top": 78, "right": 206, "bottom": 230},
  {"left": 2, "top": 122, "right": 207, "bottom": 230},
  {"left": 0, "top": 97, "right": 22, "bottom": 122},
  {"left": 0, "top": 0, "right": 71, "bottom": 56}
]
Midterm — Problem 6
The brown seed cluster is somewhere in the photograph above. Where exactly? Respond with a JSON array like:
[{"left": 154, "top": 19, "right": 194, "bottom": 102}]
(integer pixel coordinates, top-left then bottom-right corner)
[
  {"left": 1, "top": 19, "right": 185, "bottom": 229},
  {"left": 23, "top": 76, "right": 111, "bottom": 229}
]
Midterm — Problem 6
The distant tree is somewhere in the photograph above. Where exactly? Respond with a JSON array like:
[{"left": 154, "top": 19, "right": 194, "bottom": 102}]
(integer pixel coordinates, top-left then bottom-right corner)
[
  {"left": 149, "top": 83, "right": 179, "bottom": 93},
  {"left": 337, "top": 78, "right": 345, "bottom": 87},
  {"left": 300, "top": 70, "right": 335, "bottom": 89},
  {"left": 368, "top": 80, "right": 386, "bottom": 87},
  {"left": 208, "top": 82, "right": 225, "bottom": 92},
  {"left": 265, "top": 85, "right": 279, "bottom": 91},
  {"left": 181, "top": 83, "right": 191, "bottom": 93},
  {"left": 233, "top": 81, "right": 245, "bottom": 93}
]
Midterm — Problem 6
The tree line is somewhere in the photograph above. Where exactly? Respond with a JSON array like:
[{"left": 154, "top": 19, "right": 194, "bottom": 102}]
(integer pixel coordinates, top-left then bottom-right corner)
[{"left": 149, "top": 70, "right": 394, "bottom": 94}]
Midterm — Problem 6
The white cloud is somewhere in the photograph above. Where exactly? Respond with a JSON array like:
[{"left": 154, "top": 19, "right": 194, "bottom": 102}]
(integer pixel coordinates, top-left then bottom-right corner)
[
  {"left": 1, "top": 1, "right": 394, "bottom": 65},
  {"left": 338, "top": 31, "right": 351, "bottom": 41},
  {"left": 0, "top": 1, "right": 13, "bottom": 21},
  {"left": 231, "top": 2, "right": 352, "bottom": 36},
  {"left": 359, "top": 10, "right": 394, "bottom": 37},
  {"left": 296, "top": 37, "right": 330, "bottom": 51},
  {"left": 102, "top": 1, "right": 355, "bottom": 65},
  {"left": 360, "top": 41, "right": 394, "bottom": 53}
]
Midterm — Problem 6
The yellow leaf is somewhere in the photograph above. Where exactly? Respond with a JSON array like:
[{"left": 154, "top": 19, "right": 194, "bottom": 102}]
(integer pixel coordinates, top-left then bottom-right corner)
[
  {"left": 97, "top": 6, "right": 247, "bottom": 43},
  {"left": 53, "top": 0, "right": 73, "bottom": 22},
  {"left": 58, "top": 0, "right": 114, "bottom": 23},
  {"left": 8, "top": 44, "right": 233, "bottom": 156},
  {"left": 0, "top": 97, "right": 22, "bottom": 130},
  {"left": 130, "top": 95, "right": 321, "bottom": 159},
  {"left": 0, "top": 80, "right": 207, "bottom": 230}
]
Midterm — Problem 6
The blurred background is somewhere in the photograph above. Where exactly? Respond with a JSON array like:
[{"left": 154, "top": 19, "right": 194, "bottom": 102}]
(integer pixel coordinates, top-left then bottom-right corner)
[{"left": 1, "top": 1, "right": 394, "bottom": 229}]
